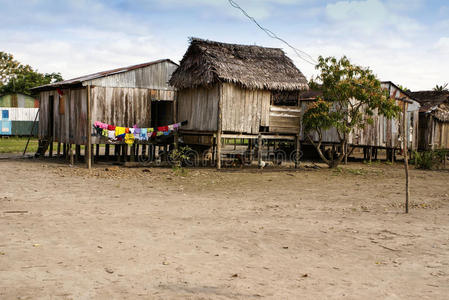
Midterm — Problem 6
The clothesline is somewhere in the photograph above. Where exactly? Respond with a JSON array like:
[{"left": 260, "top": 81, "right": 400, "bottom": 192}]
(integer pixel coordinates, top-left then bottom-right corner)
[{"left": 93, "top": 120, "right": 188, "bottom": 144}]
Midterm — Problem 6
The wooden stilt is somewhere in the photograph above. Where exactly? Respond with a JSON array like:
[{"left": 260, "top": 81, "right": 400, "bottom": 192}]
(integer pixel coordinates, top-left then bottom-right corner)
[
  {"left": 49, "top": 140, "right": 53, "bottom": 158},
  {"left": 131, "top": 144, "right": 136, "bottom": 162},
  {"left": 216, "top": 132, "right": 222, "bottom": 169},
  {"left": 86, "top": 84, "right": 92, "bottom": 169},
  {"left": 258, "top": 133, "right": 262, "bottom": 169},
  {"left": 76, "top": 145, "right": 81, "bottom": 162},
  {"left": 295, "top": 133, "right": 300, "bottom": 169},
  {"left": 369, "top": 146, "right": 373, "bottom": 163},
  {"left": 69, "top": 145, "right": 74, "bottom": 165},
  {"left": 105, "top": 144, "right": 110, "bottom": 159}
]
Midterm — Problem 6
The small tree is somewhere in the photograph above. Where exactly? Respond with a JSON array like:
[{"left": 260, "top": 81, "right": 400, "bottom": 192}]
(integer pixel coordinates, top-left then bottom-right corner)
[
  {"left": 303, "top": 56, "right": 401, "bottom": 168},
  {"left": 433, "top": 83, "right": 448, "bottom": 92}
]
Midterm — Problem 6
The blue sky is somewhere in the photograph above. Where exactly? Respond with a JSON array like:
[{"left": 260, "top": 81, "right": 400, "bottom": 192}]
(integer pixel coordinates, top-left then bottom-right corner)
[{"left": 1, "top": 0, "right": 447, "bottom": 90}]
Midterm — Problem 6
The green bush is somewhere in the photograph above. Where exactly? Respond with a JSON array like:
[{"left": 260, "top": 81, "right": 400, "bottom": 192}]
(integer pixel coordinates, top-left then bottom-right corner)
[{"left": 413, "top": 150, "right": 448, "bottom": 170}]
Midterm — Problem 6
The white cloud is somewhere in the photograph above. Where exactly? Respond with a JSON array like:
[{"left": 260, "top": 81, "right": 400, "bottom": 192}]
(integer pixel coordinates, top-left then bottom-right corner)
[{"left": 325, "top": 0, "right": 423, "bottom": 35}]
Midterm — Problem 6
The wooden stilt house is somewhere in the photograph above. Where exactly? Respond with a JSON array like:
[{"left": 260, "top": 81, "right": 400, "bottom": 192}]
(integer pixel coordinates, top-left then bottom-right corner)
[
  {"left": 410, "top": 90, "right": 449, "bottom": 150},
  {"left": 169, "top": 38, "right": 309, "bottom": 168},
  {"left": 31, "top": 59, "right": 178, "bottom": 164},
  {"left": 299, "top": 81, "right": 420, "bottom": 161}
]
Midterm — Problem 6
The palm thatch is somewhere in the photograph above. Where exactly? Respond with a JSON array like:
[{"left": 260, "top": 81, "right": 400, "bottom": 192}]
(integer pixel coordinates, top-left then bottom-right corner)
[
  {"left": 411, "top": 91, "right": 449, "bottom": 122},
  {"left": 170, "top": 38, "right": 308, "bottom": 91}
]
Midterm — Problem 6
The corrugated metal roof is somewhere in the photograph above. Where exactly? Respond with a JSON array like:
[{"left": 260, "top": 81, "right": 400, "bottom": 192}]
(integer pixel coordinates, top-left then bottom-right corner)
[{"left": 32, "top": 59, "right": 178, "bottom": 91}]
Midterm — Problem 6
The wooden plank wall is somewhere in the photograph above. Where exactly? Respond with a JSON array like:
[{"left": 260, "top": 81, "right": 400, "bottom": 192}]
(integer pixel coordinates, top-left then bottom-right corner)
[
  {"left": 221, "top": 83, "right": 270, "bottom": 134},
  {"left": 91, "top": 86, "right": 152, "bottom": 144},
  {"left": 38, "top": 88, "right": 88, "bottom": 145},
  {"left": 177, "top": 85, "right": 219, "bottom": 132},
  {"left": 269, "top": 106, "right": 301, "bottom": 134},
  {"left": 85, "top": 61, "right": 178, "bottom": 91},
  {"left": 300, "top": 100, "right": 419, "bottom": 150}
]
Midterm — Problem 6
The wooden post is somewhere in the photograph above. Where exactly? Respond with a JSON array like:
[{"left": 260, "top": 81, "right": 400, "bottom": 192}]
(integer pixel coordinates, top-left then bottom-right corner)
[
  {"left": 369, "top": 146, "right": 373, "bottom": 163},
  {"left": 295, "top": 134, "right": 300, "bottom": 169},
  {"left": 105, "top": 144, "right": 110, "bottom": 159},
  {"left": 131, "top": 144, "right": 136, "bottom": 162},
  {"left": 70, "top": 147, "right": 74, "bottom": 166},
  {"left": 76, "top": 145, "right": 81, "bottom": 162},
  {"left": 63, "top": 143, "right": 67, "bottom": 159},
  {"left": 86, "top": 85, "right": 92, "bottom": 169},
  {"left": 216, "top": 84, "right": 223, "bottom": 170},
  {"left": 258, "top": 133, "right": 262, "bottom": 168},
  {"left": 403, "top": 102, "right": 410, "bottom": 214},
  {"left": 57, "top": 143, "right": 61, "bottom": 158},
  {"left": 344, "top": 142, "right": 348, "bottom": 165},
  {"left": 49, "top": 141, "right": 53, "bottom": 158},
  {"left": 249, "top": 139, "right": 253, "bottom": 163}
]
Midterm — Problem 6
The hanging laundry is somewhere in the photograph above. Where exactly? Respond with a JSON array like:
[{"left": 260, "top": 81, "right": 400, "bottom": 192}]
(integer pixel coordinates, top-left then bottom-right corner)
[
  {"left": 157, "top": 131, "right": 164, "bottom": 136},
  {"left": 130, "top": 128, "right": 135, "bottom": 134},
  {"left": 108, "top": 124, "right": 116, "bottom": 131},
  {"left": 134, "top": 128, "right": 141, "bottom": 134},
  {"left": 140, "top": 128, "right": 147, "bottom": 141},
  {"left": 115, "top": 127, "right": 126, "bottom": 137},
  {"left": 108, "top": 130, "right": 116, "bottom": 139},
  {"left": 158, "top": 126, "right": 168, "bottom": 132},
  {"left": 125, "top": 133, "right": 135, "bottom": 144},
  {"left": 173, "top": 123, "right": 179, "bottom": 129},
  {"left": 102, "top": 129, "right": 108, "bottom": 137},
  {"left": 125, "top": 128, "right": 130, "bottom": 134},
  {"left": 168, "top": 125, "right": 174, "bottom": 130}
]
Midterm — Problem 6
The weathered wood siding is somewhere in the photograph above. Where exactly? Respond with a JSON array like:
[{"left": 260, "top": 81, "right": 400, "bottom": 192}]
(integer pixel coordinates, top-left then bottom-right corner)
[
  {"left": 300, "top": 99, "right": 420, "bottom": 150},
  {"left": 419, "top": 114, "right": 449, "bottom": 150},
  {"left": 84, "top": 61, "right": 177, "bottom": 92},
  {"left": 269, "top": 106, "right": 301, "bottom": 134},
  {"left": 221, "top": 83, "right": 270, "bottom": 134},
  {"left": 177, "top": 85, "right": 219, "bottom": 132},
  {"left": 38, "top": 88, "right": 88, "bottom": 145},
  {"left": 90, "top": 86, "right": 152, "bottom": 144}
]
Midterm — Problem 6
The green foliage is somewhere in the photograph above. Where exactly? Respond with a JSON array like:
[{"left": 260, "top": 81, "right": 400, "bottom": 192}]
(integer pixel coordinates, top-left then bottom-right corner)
[
  {"left": 433, "top": 83, "right": 448, "bottom": 92},
  {"left": 170, "top": 146, "right": 193, "bottom": 169},
  {"left": 413, "top": 150, "right": 448, "bottom": 170},
  {"left": 304, "top": 56, "right": 401, "bottom": 168},
  {"left": 0, "top": 51, "right": 62, "bottom": 96}
]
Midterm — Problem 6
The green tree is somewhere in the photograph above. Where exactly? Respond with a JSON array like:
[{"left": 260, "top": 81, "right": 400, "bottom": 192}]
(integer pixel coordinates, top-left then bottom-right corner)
[
  {"left": 303, "top": 56, "right": 401, "bottom": 168},
  {"left": 0, "top": 51, "right": 62, "bottom": 96}
]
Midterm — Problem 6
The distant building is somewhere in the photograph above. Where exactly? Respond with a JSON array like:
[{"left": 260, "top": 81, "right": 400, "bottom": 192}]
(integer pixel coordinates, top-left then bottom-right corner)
[
  {"left": 410, "top": 90, "right": 449, "bottom": 150},
  {"left": 0, "top": 93, "right": 39, "bottom": 136}
]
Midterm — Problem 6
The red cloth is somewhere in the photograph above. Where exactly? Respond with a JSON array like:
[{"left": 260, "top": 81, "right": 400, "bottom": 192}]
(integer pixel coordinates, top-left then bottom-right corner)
[
  {"left": 125, "top": 128, "right": 130, "bottom": 133},
  {"left": 108, "top": 124, "right": 116, "bottom": 130},
  {"left": 157, "top": 126, "right": 168, "bottom": 132}
]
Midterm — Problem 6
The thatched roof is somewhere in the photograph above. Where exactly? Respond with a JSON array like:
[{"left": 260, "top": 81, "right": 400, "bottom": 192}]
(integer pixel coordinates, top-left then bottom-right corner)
[
  {"left": 170, "top": 38, "right": 308, "bottom": 91},
  {"left": 410, "top": 90, "right": 449, "bottom": 122}
]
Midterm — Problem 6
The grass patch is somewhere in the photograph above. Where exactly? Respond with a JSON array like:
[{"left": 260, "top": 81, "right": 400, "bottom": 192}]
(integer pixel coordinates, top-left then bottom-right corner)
[{"left": 0, "top": 137, "right": 58, "bottom": 154}]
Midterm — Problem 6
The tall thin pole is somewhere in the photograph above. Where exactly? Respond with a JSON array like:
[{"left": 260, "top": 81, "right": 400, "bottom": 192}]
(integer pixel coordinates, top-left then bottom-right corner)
[
  {"left": 403, "top": 101, "right": 409, "bottom": 213},
  {"left": 86, "top": 85, "right": 92, "bottom": 169}
]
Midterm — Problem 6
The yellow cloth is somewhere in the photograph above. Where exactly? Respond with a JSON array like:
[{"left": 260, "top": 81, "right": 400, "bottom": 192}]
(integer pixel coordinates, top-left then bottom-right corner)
[
  {"left": 125, "top": 133, "right": 135, "bottom": 145},
  {"left": 115, "top": 126, "right": 126, "bottom": 137}
]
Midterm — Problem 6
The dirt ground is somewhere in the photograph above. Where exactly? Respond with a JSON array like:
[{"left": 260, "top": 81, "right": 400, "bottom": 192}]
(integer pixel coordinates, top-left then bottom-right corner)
[{"left": 1, "top": 158, "right": 448, "bottom": 299}]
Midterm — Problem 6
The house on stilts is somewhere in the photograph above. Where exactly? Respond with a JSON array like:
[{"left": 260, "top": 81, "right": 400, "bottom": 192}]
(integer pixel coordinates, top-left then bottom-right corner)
[
  {"left": 410, "top": 90, "right": 449, "bottom": 150},
  {"left": 31, "top": 59, "right": 178, "bottom": 165},
  {"left": 169, "top": 38, "right": 309, "bottom": 168},
  {"left": 299, "top": 81, "right": 420, "bottom": 161}
]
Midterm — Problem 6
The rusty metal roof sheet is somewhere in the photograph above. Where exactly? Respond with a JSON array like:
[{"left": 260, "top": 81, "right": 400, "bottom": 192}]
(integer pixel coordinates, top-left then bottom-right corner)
[{"left": 32, "top": 59, "right": 178, "bottom": 91}]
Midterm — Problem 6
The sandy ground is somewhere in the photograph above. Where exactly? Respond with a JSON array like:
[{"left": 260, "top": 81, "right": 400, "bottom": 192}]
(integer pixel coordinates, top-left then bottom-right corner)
[{"left": 1, "top": 158, "right": 449, "bottom": 299}]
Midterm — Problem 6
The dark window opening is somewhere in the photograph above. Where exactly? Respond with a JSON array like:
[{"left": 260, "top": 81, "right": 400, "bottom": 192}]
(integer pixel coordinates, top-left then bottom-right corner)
[{"left": 271, "top": 91, "right": 299, "bottom": 106}]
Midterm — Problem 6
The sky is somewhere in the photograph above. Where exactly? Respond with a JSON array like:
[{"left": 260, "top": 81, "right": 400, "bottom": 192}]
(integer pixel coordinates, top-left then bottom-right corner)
[{"left": 0, "top": 0, "right": 447, "bottom": 91}]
